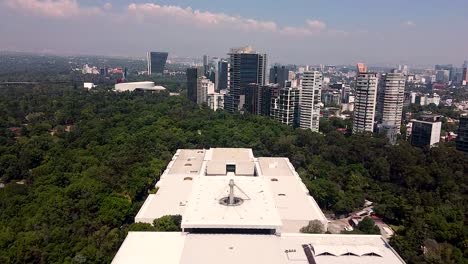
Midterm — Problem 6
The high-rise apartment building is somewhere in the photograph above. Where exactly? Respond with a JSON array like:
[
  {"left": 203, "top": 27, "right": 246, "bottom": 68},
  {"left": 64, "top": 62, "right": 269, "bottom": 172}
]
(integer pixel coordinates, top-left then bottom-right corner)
[
  {"left": 186, "top": 67, "right": 204, "bottom": 103},
  {"left": 456, "top": 115, "right": 468, "bottom": 153},
  {"left": 269, "top": 66, "right": 289, "bottom": 87},
  {"left": 376, "top": 72, "right": 406, "bottom": 131},
  {"left": 299, "top": 71, "right": 322, "bottom": 132},
  {"left": 196, "top": 76, "right": 215, "bottom": 105},
  {"left": 147, "top": 52, "right": 168, "bottom": 75},
  {"left": 271, "top": 87, "right": 300, "bottom": 127},
  {"left": 226, "top": 46, "right": 267, "bottom": 112},
  {"left": 353, "top": 66, "right": 378, "bottom": 134}
]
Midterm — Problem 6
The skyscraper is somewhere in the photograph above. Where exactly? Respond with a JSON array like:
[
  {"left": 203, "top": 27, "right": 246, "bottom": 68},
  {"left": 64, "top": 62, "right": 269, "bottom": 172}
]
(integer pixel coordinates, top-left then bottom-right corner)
[
  {"left": 353, "top": 65, "right": 378, "bottom": 134},
  {"left": 186, "top": 67, "right": 204, "bottom": 103},
  {"left": 299, "top": 71, "right": 322, "bottom": 132},
  {"left": 375, "top": 72, "right": 406, "bottom": 144},
  {"left": 271, "top": 87, "right": 300, "bottom": 127},
  {"left": 218, "top": 60, "right": 229, "bottom": 91},
  {"left": 147, "top": 52, "right": 168, "bottom": 75},
  {"left": 259, "top": 84, "right": 280, "bottom": 117},
  {"left": 456, "top": 115, "right": 468, "bottom": 153},
  {"left": 269, "top": 66, "right": 289, "bottom": 87},
  {"left": 197, "top": 76, "right": 215, "bottom": 105},
  {"left": 376, "top": 72, "right": 406, "bottom": 131},
  {"left": 463, "top": 61, "right": 468, "bottom": 84},
  {"left": 226, "top": 46, "right": 267, "bottom": 112}
]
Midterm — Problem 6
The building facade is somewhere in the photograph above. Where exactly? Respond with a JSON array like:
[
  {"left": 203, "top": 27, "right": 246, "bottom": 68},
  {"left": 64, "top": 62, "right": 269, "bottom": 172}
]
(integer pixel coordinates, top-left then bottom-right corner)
[
  {"left": 271, "top": 87, "right": 300, "bottom": 127},
  {"left": 299, "top": 71, "right": 322, "bottom": 132},
  {"left": 196, "top": 76, "right": 215, "bottom": 105},
  {"left": 186, "top": 67, "right": 204, "bottom": 103},
  {"left": 147, "top": 52, "right": 168, "bottom": 75},
  {"left": 376, "top": 72, "right": 406, "bottom": 132},
  {"left": 456, "top": 116, "right": 468, "bottom": 153},
  {"left": 269, "top": 65, "right": 289, "bottom": 87},
  {"left": 411, "top": 118, "right": 442, "bottom": 147},
  {"left": 353, "top": 72, "right": 378, "bottom": 133},
  {"left": 226, "top": 46, "right": 267, "bottom": 112}
]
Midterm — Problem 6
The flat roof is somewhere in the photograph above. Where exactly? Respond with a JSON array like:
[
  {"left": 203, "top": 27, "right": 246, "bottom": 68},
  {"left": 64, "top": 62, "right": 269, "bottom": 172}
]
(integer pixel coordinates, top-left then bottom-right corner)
[
  {"left": 135, "top": 149, "right": 327, "bottom": 230},
  {"left": 180, "top": 234, "right": 285, "bottom": 264},
  {"left": 112, "top": 233, "right": 405, "bottom": 264},
  {"left": 182, "top": 176, "right": 282, "bottom": 230},
  {"left": 259, "top": 158, "right": 328, "bottom": 231},
  {"left": 111, "top": 232, "right": 185, "bottom": 264}
]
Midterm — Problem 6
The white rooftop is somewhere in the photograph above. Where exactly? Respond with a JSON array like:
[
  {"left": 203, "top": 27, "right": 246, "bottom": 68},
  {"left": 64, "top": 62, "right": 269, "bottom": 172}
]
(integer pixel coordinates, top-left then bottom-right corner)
[
  {"left": 181, "top": 176, "right": 282, "bottom": 230},
  {"left": 112, "top": 232, "right": 405, "bottom": 264},
  {"left": 134, "top": 148, "right": 327, "bottom": 231},
  {"left": 121, "top": 149, "right": 405, "bottom": 264}
]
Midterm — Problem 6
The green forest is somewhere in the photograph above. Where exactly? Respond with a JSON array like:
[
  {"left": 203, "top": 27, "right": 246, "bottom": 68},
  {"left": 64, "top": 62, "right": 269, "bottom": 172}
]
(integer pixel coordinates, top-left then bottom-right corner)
[{"left": 0, "top": 85, "right": 466, "bottom": 263}]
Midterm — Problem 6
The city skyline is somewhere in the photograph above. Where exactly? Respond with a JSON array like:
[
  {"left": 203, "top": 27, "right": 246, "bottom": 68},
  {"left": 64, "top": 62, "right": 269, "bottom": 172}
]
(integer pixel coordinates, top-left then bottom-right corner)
[{"left": 1, "top": 0, "right": 467, "bottom": 67}]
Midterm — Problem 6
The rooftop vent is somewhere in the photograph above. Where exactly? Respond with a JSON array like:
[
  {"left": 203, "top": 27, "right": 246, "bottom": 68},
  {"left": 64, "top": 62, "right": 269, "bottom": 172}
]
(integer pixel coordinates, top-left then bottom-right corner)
[{"left": 219, "top": 179, "right": 247, "bottom": 206}]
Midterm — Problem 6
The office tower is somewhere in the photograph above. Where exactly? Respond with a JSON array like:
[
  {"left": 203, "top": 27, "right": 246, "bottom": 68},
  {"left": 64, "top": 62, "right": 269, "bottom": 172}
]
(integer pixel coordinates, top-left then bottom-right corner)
[
  {"left": 376, "top": 72, "right": 406, "bottom": 131},
  {"left": 463, "top": 61, "right": 468, "bottom": 84},
  {"left": 299, "top": 71, "right": 322, "bottom": 132},
  {"left": 435, "top": 70, "right": 450, "bottom": 83},
  {"left": 186, "top": 67, "right": 204, "bottom": 103},
  {"left": 271, "top": 87, "right": 300, "bottom": 127},
  {"left": 147, "top": 51, "right": 168, "bottom": 75},
  {"left": 243, "top": 83, "right": 261, "bottom": 114},
  {"left": 357, "top": 63, "right": 368, "bottom": 74},
  {"left": 411, "top": 116, "right": 442, "bottom": 147},
  {"left": 353, "top": 65, "right": 378, "bottom": 134},
  {"left": 218, "top": 60, "right": 229, "bottom": 91},
  {"left": 435, "top": 64, "right": 453, "bottom": 81},
  {"left": 226, "top": 46, "right": 267, "bottom": 112},
  {"left": 269, "top": 66, "right": 289, "bottom": 87},
  {"left": 203, "top": 55, "right": 209, "bottom": 75},
  {"left": 259, "top": 84, "right": 280, "bottom": 117},
  {"left": 197, "top": 76, "right": 215, "bottom": 105},
  {"left": 456, "top": 115, "right": 468, "bottom": 153}
]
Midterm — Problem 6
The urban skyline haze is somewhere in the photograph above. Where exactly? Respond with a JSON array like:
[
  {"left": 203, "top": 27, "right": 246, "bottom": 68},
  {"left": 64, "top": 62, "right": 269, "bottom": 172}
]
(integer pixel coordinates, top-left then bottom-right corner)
[{"left": 1, "top": 0, "right": 467, "bottom": 67}]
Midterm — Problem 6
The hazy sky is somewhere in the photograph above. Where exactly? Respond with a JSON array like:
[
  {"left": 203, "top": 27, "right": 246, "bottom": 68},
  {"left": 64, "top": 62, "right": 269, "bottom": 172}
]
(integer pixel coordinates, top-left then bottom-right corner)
[{"left": 1, "top": 0, "right": 467, "bottom": 66}]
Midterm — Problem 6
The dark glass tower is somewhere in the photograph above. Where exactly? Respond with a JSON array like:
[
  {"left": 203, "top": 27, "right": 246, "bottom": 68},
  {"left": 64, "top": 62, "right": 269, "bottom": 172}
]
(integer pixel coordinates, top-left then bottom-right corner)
[
  {"left": 186, "top": 67, "right": 204, "bottom": 103},
  {"left": 269, "top": 66, "right": 289, "bottom": 87},
  {"left": 147, "top": 52, "right": 169, "bottom": 75},
  {"left": 226, "top": 47, "right": 267, "bottom": 112}
]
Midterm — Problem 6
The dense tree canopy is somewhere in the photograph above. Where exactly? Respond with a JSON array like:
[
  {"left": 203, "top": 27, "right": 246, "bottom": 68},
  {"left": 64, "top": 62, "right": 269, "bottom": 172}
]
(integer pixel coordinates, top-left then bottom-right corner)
[{"left": 0, "top": 85, "right": 466, "bottom": 263}]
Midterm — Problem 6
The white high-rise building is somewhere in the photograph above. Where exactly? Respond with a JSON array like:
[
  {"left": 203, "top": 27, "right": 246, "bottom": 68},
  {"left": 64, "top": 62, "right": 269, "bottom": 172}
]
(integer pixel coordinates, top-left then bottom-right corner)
[
  {"left": 271, "top": 87, "right": 300, "bottom": 127},
  {"left": 299, "top": 71, "right": 322, "bottom": 132},
  {"left": 196, "top": 77, "right": 215, "bottom": 105},
  {"left": 207, "top": 91, "right": 226, "bottom": 111},
  {"left": 353, "top": 72, "right": 378, "bottom": 133},
  {"left": 377, "top": 72, "right": 406, "bottom": 132}
]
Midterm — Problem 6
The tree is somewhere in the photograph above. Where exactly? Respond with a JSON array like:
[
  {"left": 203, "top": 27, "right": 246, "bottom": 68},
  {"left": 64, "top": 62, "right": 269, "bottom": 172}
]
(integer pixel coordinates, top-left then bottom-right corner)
[
  {"left": 300, "top": 220, "right": 325, "bottom": 234},
  {"left": 356, "top": 217, "right": 381, "bottom": 235},
  {"left": 153, "top": 215, "right": 182, "bottom": 232}
]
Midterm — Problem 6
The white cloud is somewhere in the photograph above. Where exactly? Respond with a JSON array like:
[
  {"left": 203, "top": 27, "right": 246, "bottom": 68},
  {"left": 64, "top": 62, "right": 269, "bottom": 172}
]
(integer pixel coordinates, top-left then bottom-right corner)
[
  {"left": 403, "top": 20, "right": 415, "bottom": 27},
  {"left": 127, "top": 3, "right": 278, "bottom": 33},
  {"left": 103, "top": 2, "right": 112, "bottom": 10},
  {"left": 4, "top": 0, "right": 101, "bottom": 18},
  {"left": 306, "top": 19, "right": 326, "bottom": 30}
]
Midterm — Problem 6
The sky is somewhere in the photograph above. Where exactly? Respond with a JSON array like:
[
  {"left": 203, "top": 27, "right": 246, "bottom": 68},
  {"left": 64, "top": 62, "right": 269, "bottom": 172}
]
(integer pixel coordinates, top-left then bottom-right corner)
[{"left": 0, "top": 0, "right": 467, "bottom": 67}]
